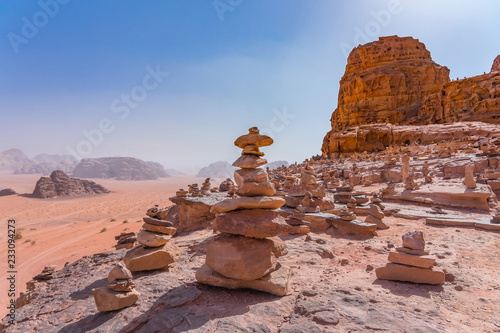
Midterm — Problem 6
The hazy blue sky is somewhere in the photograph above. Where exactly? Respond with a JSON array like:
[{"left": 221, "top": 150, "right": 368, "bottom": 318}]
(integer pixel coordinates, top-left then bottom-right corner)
[{"left": 1, "top": 0, "right": 499, "bottom": 171}]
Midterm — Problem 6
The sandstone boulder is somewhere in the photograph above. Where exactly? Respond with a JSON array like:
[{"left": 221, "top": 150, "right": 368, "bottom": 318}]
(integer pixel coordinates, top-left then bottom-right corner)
[
  {"left": 92, "top": 287, "right": 140, "bottom": 312},
  {"left": 136, "top": 229, "right": 172, "bottom": 247},
  {"left": 123, "top": 243, "right": 181, "bottom": 272}
]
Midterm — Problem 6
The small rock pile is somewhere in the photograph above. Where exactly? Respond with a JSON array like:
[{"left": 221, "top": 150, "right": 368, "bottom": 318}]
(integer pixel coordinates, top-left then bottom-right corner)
[
  {"left": 365, "top": 204, "right": 389, "bottom": 229},
  {"left": 196, "top": 127, "right": 291, "bottom": 296},
  {"left": 376, "top": 231, "right": 445, "bottom": 284},
  {"left": 33, "top": 265, "right": 57, "bottom": 281},
  {"left": 123, "top": 208, "right": 180, "bottom": 272},
  {"left": 92, "top": 263, "right": 140, "bottom": 312},
  {"left": 201, "top": 178, "right": 211, "bottom": 195},
  {"left": 114, "top": 232, "right": 136, "bottom": 250},
  {"left": 218, "top": 178, "right": 234, "bottom": 192}
]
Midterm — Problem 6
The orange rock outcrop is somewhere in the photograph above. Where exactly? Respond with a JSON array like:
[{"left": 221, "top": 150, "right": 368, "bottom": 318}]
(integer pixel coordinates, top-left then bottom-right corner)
[
  {"left": 322, "top": 36, "right": 500, "bottom": 155},
  {"left": 491, "top": 55, "right": 500, "bottom": 72}
]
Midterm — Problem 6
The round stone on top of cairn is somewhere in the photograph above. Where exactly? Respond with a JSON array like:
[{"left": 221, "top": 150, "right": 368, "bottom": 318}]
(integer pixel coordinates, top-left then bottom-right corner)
[{"left": 196, "top": 127, "right": 292, "bottom": 296}]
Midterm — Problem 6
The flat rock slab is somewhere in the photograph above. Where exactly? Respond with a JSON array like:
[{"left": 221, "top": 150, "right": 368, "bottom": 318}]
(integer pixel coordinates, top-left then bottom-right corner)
[
  {"left": 211, "top": 196, "right": 285, "bottom": 214},
  {"left": 474, "top": 221, "right": 500, "bottom": 231},
  {"left": 376, "top": 264, "right": 445, "bottom": 285},
  {"left": 143, "top": 217, "right": 174, "bottom": 227},
  {"left": 123, "top": 243, "right": 181, "bottom": 272},
  {"left": 328, "top": 217, "right": 377, "bottom": 237},
  {"left": 195, "top": 263, "right": 290, "bottom": 296},
  {"left": 426, "top": 218, "right": 477, "bottom": 227},
  {"left": 388, "top": 251, "right": 436, "bottom": 268},
  {"left": 213, "top": 209, "right": 290, "bottom": 238},
  {"left": 91, "top": 287, "right": 140, "bottom": 312},
  {"left": 303, "top": 213, "right": 337, "bottom": 231},
  {"left": 365, "top": 215, "right": 389, "bottom": 230}
]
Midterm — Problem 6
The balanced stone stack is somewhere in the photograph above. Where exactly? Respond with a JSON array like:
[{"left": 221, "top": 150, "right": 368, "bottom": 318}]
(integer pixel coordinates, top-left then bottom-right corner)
[
  {"left": 92, "top": 263, "right": 140, "bottom": 312},
  {"left": 196, "top": 127, "right": 291, "bottom": 296},
  {"left": 365, "top": 204, "right": 389, "bottom": 229},
  {"left": 123, "top": 209, "right": 181, "bottom": 272},
  {"left": 33, "top": 265, "right": 57, "bottom": 281},
  {"left": 218, "top": 178, "right": 234, "bottom": 192},
  {"left": 176, "top": 188, "right": 188, "bottom": 197},
  {"left": 115, "top": 232, "right": 137, "bottom": 250},
  {"left": 376, "top": 231, "right": 445, "bottom": 284},
  {"left": 201, "top": 178, "right": 211, "bottom": 195}
]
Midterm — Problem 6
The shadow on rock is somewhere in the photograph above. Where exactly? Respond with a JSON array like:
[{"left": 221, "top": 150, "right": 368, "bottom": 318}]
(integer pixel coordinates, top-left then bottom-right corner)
[
  {"left": 69, "top": 278, "right": 107, "bottom": 300},
  {"left": 372, "top": 279, "right": 443, "bottom": 298},
  {"left": 57, "top": 310, "right": 120, "bottom": 333}
]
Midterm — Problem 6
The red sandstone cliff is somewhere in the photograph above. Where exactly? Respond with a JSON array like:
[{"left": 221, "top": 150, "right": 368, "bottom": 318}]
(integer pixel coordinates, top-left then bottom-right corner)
[{"left": 322, "top": 36, "right": 500, "bottom": 155}]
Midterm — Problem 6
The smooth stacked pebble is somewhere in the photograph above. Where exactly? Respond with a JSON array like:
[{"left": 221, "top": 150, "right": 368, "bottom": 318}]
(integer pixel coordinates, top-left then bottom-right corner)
[
  {"left": 375, "top": 231, "right": 445, "bottom": 284},
  {"left": 92, "top": 263, "right": 140, "bottom": 312},
  {"left": 196, "top": 127, "right": 291, "bottom": 296},
  {"left": 365, "top": 204, "right": 389, "bottom": 229},
  {"left": 123, "top": 208, "right": 181, "bottom": 272},
  {"left": 114, "top": 232, "right": 137, "bottom": 250}
]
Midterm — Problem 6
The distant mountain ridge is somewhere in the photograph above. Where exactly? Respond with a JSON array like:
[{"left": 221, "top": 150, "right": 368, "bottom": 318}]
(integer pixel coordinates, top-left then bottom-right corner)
[{"left": 72, "top": 157, "right": 169, "bottom": 180}]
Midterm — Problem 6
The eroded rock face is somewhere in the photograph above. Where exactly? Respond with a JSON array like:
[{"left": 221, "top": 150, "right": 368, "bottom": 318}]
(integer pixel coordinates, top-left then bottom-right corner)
[
  {"left": 72, "top": 157, "right": 168, "bottom": 180},
  {"left": 32, "top": 170, "right": 109, "bottom": 198},
  {"left": 330, "top": 36, "right": 450, "bottom": 133},
  {"left": 322, "top": 35, "right": 500, "bottom": 155},
  {"left": 492, "top": 55, "right": 500, "bottom": 72}
]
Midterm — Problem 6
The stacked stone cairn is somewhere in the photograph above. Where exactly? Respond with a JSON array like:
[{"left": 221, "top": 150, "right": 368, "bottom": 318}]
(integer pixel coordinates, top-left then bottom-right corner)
[
  {"left": 219, "top": 178, "right": 234, "bottom": 192},
  {"left": 33, "top": 265, "right": 57, "bottom": 281},
  {"left": 201, "top": 178, "right": 211, "bottom": 195},
  {"left": 123, "top": 207, "right": 180, "bottom": 272},
  {"left": 365, "top": 204, "right": 389, "bottom": 229},
  {"left": 196, "top": 127, "right": 291, "bottom": 296},
  {"left": 114, "top": 232, "right": 137, "bottom": 250},
  {"left": 376, "top": 231, "right": 445, "bottom": 284},
  {"left": 92, "top": 263, "right": 140, "bottom": 312}
]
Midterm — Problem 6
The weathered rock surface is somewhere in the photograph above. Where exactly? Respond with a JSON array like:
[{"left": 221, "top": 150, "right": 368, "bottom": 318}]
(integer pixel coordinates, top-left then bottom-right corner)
[
  {"left": 136, "top": 229, "right": 172, "bottom": 247},
  {"left": 328, "top": 36, "right": 450, "bottom": 133},
  {"left": 196, "top": 263, "right": 290, "bottom": 297},
  {"left": 211, "top": 196, "right": 285, "bottom": 213},
  {"left": 322, "top": 35, "right": 500, "bottom": 155},
  {"left": 492, "top": 55, "right": 500, "bottom": 72},
  {"left": 402, "top": 231, "right": 425, "bottom": 250},
  {"left": 32, "top": 170, "right": 109, "bottom": 199},
  {"left": 212, "top": 209, "right": 290, "bottom": 238},
  {"left": 168, "top": 195, "right": 225, "bottom": 232},
  {"left": 328, "top": 217, "right": 377, "bottom": 236},
  {"left": 205, "top": 234, "right": 287, "bottom": 280},
  {"left": 91, "top": 287, "right": 140, "bottom": 312},
  {"left": 72, "top": 157, "right": 168, "bottom": 180}
]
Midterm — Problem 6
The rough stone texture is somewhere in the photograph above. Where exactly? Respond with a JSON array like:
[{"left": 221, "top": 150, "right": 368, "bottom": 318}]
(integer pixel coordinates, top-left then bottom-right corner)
[
  {"left": 107, "top": 264, "right": 133, "bottom": 282},
  {"left": 376, "top": 264, "right": 445, "bottom": 284},
  {"left": 323, "top": 122, "right": 500, "bottom": 154},
  {"left": 72, "top": 157, "right": 168, "bottom": 180},
  {"left": 205, "top": 234, "right": 287, "bottom": 280},
  {"left": 212, "top": 209, "right": 290, "bottom": 238},
  {"left": 322, "top": 35, "right": 500, "bottom": 155},
  {"left": 91, "top": 287, "right": 140, "bottom": 312},
  {"left": 195, "top": 263, "right": 290, "bottom": 297},
  {"left": 211, "top": 196, "right": 285, "bottom": 213},
  {"left": 387, "top": 251, "right": 436, "bottom": 269},
  {"left": 365, "top": 214, "right": 389, "bottom": 230},
  {"left": 123, "top": 243, "right": 181, "bottom": 272},
  {"left": 32, "top": 170, "right": 109, "bottom": 199},
  {"left": 232, "top": 155, "right": 267, "bottom": 168},
  {"left": 327, "top": 36, "right": 450, "bottom": 133},
  {"left": 492, "top": 55, "right": 500, "bottom": 72},
  {"left": 402, "top": 231, "right": 425, "bottom": 250}
]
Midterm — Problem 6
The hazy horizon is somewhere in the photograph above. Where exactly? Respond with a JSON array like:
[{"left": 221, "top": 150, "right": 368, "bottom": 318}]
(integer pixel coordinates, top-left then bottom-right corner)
[{"left": 2, "top": 0, "right": 499, "bottom": 170}]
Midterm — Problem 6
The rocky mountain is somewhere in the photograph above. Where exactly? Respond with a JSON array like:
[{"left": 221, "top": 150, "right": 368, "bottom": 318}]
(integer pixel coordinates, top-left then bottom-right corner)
[
  {"left": 32, "top": 170, "right": 109, "bottom": 199},
  {"left": 0, "top": 149, "right": 34, "bottom": 171},
  {"left": 0, "top": 149, "right": 78, "bottom": 174},
  {"left": 267, "top": 160, "right": 289, "bottom": 170},
  {"left": 197, "top": 161, "right": 235, "bottom": 178},
  {"left": 492, "top": 55, "right": 500, "bottom": 72},
  {"left": 322, "top": 36, "right": 500, "bottom": 155},
  {"left": 72, "top": 157, "right": 169, "bottom": 180}
]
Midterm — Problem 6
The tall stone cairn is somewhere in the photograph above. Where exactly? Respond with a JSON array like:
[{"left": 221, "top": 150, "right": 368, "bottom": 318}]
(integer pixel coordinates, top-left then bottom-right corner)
[{"left": 196, "top": 127, "right": 291, "bottom": 296}]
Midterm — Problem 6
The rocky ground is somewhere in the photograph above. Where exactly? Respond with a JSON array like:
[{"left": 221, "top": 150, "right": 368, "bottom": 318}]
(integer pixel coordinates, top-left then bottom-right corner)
[{"left": 2, "top": 207, "right": 499, "bottom": 332}]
